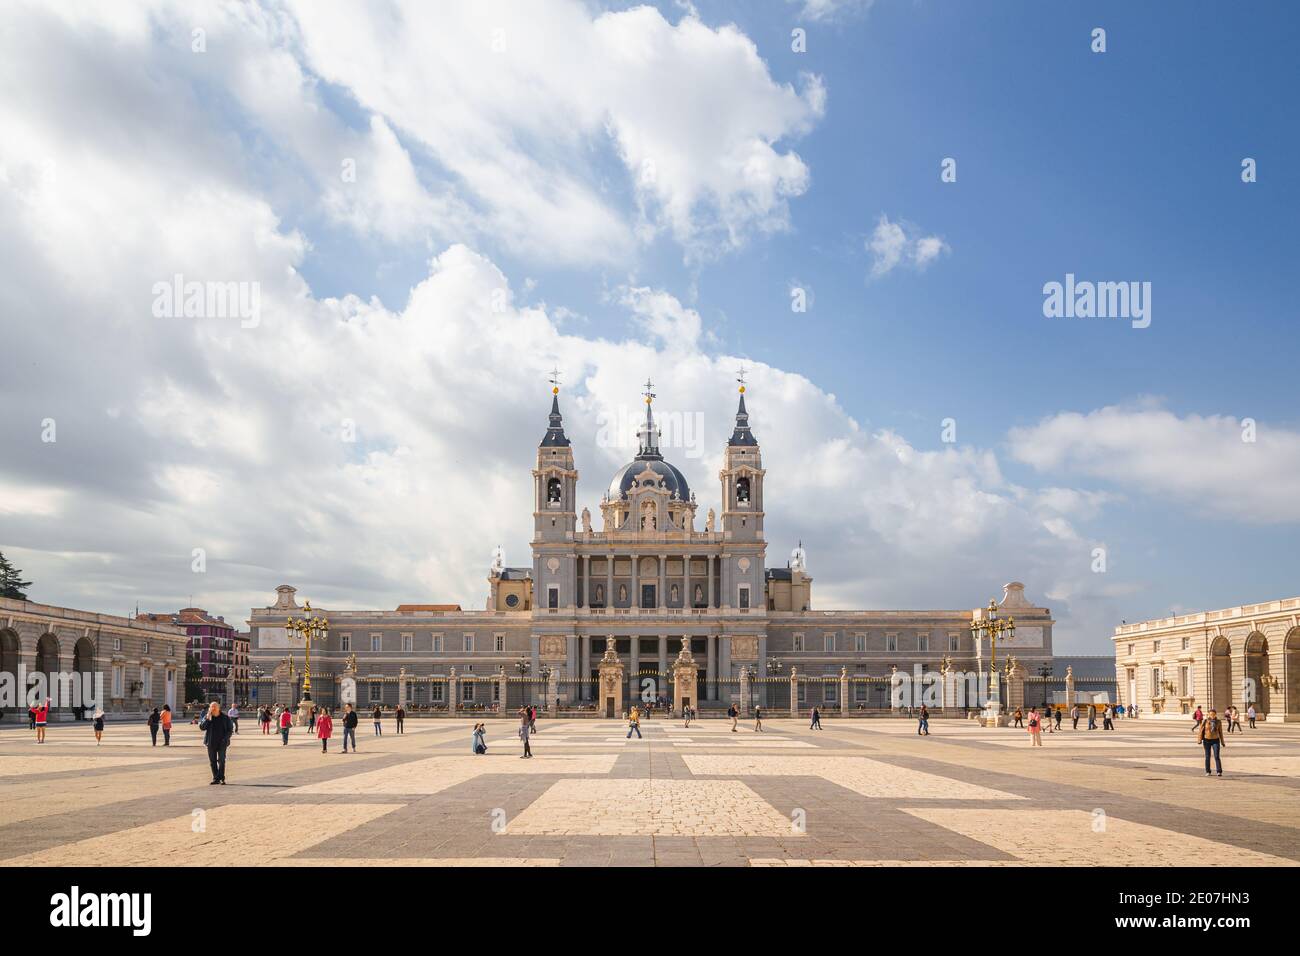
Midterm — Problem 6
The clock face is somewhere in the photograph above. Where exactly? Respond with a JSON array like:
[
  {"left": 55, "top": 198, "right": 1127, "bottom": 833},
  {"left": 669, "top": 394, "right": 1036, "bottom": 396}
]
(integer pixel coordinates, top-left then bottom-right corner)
[{"left": 505, "top": 594, "right": 519, "bottom": 608}]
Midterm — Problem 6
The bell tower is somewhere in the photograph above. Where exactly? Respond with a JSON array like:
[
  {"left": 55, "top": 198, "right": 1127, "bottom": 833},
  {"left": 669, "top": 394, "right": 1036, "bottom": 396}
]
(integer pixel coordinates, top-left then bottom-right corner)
[
  {"left": 720, "top": 371, "right": 765, "bottom": 542},
  {"left": 533, "top": 371, "right": 577, "bottom": 541}
]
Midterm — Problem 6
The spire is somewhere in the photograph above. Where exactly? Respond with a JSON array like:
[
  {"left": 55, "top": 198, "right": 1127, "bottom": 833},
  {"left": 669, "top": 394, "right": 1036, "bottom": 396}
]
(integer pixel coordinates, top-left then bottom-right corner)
[
  {"left": 635, "top": 378, "right": 662, "bottom": 460},
  {"left": 728, "top": 367, "right": 757, "bottom": 446},
  {"left": 540, "top": 368, "right": 570, "bottom": 447}
]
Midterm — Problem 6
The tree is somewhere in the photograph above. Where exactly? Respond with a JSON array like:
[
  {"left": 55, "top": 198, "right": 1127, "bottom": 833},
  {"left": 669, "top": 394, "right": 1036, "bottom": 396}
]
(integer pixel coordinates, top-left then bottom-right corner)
[
  {"left": 0, "top": 552, "right": 32, "bottom": 600},
  {"left": 185, "top": 651, "right": 204, "bottom": 705}
]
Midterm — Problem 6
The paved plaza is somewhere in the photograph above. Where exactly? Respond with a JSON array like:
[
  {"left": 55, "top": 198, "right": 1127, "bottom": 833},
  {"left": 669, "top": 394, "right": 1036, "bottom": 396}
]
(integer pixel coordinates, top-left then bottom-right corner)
[{"left": 2, "top": 716, "right": 1299, "bottom": 867}]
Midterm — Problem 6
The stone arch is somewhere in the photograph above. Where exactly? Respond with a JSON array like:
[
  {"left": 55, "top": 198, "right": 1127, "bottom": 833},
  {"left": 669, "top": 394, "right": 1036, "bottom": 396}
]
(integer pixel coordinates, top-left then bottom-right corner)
[
  {"left": 1210, "top": 636, "right": 1232, "bottom": 711},
  {"left": 1245, "top": 631, "right": 1271, "bottom": 715},
  {"left": 1285, "top": 628, "right": 1300, "bottom": 717},
  {"left": 0, "top": 629, "right": 20, "bottom": 714},
  {"left": 33, "top": 633, "right": 61, "bottom": 712},
  {"left": 73, "top": 636, "right": 96, "bottom": 717}
]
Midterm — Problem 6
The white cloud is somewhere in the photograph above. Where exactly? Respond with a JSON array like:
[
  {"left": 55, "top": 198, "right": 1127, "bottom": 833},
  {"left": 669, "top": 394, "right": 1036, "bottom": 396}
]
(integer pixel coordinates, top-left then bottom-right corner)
[
  {"left": 867, "top": 214, "right": 949, "bottom": 277},
  {"left": 1008, "top": 403, "right": 1300, "bottom": 522}
]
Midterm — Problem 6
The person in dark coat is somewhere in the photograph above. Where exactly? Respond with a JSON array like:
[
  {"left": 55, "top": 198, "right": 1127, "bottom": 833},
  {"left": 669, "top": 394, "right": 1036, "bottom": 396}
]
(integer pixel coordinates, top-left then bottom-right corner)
[
  {"left": 342, "top": 703, "right": 359, "bottom": 753},
  {"left": 199, "top": 701, "right": 235, "bottom": 784},
  {"left": 147, "top": 707, "right": 161, "bottom": 746}
]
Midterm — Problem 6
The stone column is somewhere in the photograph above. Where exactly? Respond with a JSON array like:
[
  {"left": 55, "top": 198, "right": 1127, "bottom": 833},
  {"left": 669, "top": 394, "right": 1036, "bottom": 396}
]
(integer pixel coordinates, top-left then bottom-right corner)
[
  {"left": 683, "top": 554, "right": 691, "bottom": 609},
  {"left": 707, "top": 557, "right": 714, "bottom": 608},
  {"left": 705, "top": 635, "right": 716, "bottom": 702},
  {"left": 397, "top": 666, "right": 408, "bottom": 709},
  {"left": 448, "top": 667, "right": 458, "bottom": 717},
  {"left": 1006, "top": 660, "right": 1025, "bottom": 713},
  {"left": 738, "top": 665, "right": 750, "bottom": 716},
  {"left": 583, "top": 556, "right": 590, "bottom": 609},
  {"left": 631, "top": 554, "right": 639, "bottom": 609},
  {"left": 658, "top": 635, "right": 668, "bottom": 691},
  {"left": 598, "top": 642, "right": 625, "bottom": 719},
  {"left": 840, "top": 666, "right": 849, "bottom": 717},
  {"left": 630, "top": 635, "right": 640, "bottom": 705},
  {"left": 580, "top": 637, "right": 591, "bottom": 700},
  {"left": 547, "top": 666, "right": 559, "bottom": 713},
  {"left": 890, "top": 665, "right": 902, "bottom": 713},
  {"left": 672, "top": 642, "right": 698, "bottom": 717},
  {"left": 658, "top": 554, "right": 666, "bottom": 609},
  {"left": 497, "top": 668, "right": 509, "bottom": 713},
  {"left": 606, "top": 556, "right": 613, "bottom": 609},
  {"left": 789, "top": 668, "right": 799, "bottom": 718},
  {"left": 225, "top": 673, "right": 236, "bottom": 709},
  {"left": 1064, "top": 665, "right": 1076, "bottom": 712}
]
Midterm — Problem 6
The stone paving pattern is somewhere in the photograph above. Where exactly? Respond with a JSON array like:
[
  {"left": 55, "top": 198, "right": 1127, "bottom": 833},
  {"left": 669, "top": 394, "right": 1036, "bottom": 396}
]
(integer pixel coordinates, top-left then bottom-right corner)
[{"left": 2, "top": 715, "right": 1299, "bottom": 866}]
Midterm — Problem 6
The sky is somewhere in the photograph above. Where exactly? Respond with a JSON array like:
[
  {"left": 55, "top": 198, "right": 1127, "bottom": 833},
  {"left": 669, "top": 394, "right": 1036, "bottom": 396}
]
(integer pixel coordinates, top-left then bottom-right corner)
[{"left": 1, "top": 0, "right": 1297, "bottom": 652}]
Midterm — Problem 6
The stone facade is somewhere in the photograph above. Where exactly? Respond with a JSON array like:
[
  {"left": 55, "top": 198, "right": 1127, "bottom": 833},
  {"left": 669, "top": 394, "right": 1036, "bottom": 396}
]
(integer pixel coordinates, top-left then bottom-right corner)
[
  {"left": 0, "top": 596, "right": 187, "bottom": 719},
  {"left": 1114, "top": 596, "right": 1300, "bottom": 721},
  {"left": 248, "top": 385, "right": 1055, "bottom": 711}
]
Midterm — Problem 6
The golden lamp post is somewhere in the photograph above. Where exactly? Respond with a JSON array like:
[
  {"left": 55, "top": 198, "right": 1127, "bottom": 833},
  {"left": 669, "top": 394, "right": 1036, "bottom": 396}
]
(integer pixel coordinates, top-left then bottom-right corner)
[
  {"left": 286, "top": 601, "right": 329, "bottom": 703},
  {"left": 970, "top": 598, "right": 1015, "bottom": 724}
]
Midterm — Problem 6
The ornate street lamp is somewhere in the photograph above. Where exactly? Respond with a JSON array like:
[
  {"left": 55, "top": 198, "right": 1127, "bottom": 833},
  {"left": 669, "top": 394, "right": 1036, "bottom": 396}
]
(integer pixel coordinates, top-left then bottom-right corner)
[
  {"left": 285, "top": 601, "right": 329, "bottom": 703},
  {"left": 970, "top": 599, "right": 1015, "bottom": 723},
  {"left": 514, "top": 657, "right": 531, "bottom": 677}
]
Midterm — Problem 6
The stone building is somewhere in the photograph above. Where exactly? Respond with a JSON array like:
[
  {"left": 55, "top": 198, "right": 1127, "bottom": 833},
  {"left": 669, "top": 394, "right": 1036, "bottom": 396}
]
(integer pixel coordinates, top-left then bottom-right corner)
[
  {"left": 1113, "top": 596, "right": 1300, "bottom": 721},
  {"left": 249, "top": 383, "right": 1056, "bottom": 711},
  {"left": 0, "top": 596, "right": 187, "bottom": 719},
  {"left": 137, "top": 607, "right": 238, "bottom": 680}
]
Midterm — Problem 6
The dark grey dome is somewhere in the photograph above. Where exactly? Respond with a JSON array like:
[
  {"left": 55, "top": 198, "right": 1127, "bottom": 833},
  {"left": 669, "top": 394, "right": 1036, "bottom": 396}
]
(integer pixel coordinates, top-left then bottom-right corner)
[{"left": 608, "top": 458, "right": 692, "bottom": 502}]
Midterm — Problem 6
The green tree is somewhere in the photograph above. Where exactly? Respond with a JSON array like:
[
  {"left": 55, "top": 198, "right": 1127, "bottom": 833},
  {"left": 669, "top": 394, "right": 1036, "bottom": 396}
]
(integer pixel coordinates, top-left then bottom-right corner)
[
  {"left": 185, "top": 651, "right": 204, "bottom": 705},
  {"left": 0, "top": 552, "right": 32, "bottom": 600}
]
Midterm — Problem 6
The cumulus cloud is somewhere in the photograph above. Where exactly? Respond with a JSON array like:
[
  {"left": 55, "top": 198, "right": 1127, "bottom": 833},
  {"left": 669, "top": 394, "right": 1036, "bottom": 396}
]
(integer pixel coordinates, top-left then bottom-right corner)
[
  {"left": 1007, "top": 403, "right": 1300, "bottom": 523},
  {"left": 867, "top": 214, "right": 949, "bottom": 278}
]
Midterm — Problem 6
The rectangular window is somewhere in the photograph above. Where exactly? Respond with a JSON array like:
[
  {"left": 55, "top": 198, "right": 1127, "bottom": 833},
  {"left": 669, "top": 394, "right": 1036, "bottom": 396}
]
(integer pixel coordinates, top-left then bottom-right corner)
[
  {"left": 341, "top": 634, "right": 351, "bottom": 652},
  {"left": 854, "top": 682, "right": 868, "bottom": 702},
  {"left": 824, "top": 633, "right": 836, "bottom": 652},
  {"left": 1153, "top": 640, "right": 1161, "bottom": 653},
  {"left": 494, "top": 634, "right": 505, "bottom": 653},
  {"left": 113, "top": 637, "right": 122, "bottom": 652},
  {"left": 370, "top": 634, "right": 382, "bottom": 652},
  {"left": 369, "top": 682, "right": 382, "bottom": 702},
  {"left": 854, "top": 634, "right": 866, "bottom": 653},
  {"left": 949, "top": 634, "right": 960, "bottom": 652},
  {"left": 1179, "top": 665, "right": 1190, "bottom": 696},
  {"left": 1181, "top": 637, "right": 1190, "bottom": 651},
  {"left": 797, "top": 682, "right": 806, "bottom": 703},
  {"left": 793, "top": 634, "right": 804, "bottom": 652},
  {"left": 886, "top": 634, "right": 898, "bottom": 653},
  {"left": 463, "top": 634, "right": 474, "bottom": 653},
  {"left": 918, "top": 634, "right": 930, "bottom": 652},
  {"left": 1151, "top": 667, "right": 1161, "bottom": 695},
  {"left": 462, "top": 682, "right": 475, "bottom": 702},
  {"left": 112, "top": 665, "right": 123, "bottom": 697},
  {"left": 493, "top": 680, "right": 501, "bottom": 702},
  {"left": 825, "top": 682, "right": 838, "bottom": 703},
  {"left": 142, "top": 641, "right": 149, "bottom": 655},
  {"left": 738, "top": 585, "right": 750, "bottom": 610},
  {"left": 548, "top": 586, "right": 559, "bottom": 609},
  {"left": 402, "top": 634, "right": 413, "bottom": 653},
  {"left": 141, "top": 667, "right": 152, "bottom": 699},
  {"left": 433, "top": 634, "right": 444, "bottom": 653}
]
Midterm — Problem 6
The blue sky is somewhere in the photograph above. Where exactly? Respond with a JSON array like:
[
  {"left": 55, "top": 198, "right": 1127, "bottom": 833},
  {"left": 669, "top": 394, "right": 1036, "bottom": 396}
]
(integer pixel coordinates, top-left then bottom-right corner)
[{"left": 2, "top": 0, "right": 1297, "bottom": 649}]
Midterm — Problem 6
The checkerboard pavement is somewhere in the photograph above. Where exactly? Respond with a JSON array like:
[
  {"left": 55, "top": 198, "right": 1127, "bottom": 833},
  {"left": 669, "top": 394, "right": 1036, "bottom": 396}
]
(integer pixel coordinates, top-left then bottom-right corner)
[{"left": 2, "top": 715, "right": 1298, "bottom": 866}]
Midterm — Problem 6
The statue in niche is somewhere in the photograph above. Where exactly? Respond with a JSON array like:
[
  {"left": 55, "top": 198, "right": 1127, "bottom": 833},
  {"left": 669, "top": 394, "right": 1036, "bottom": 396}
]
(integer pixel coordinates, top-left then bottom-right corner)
[
  {"left": 640, "top": 501, "right": 656, "bottom": 530},
  {"left": 706, "top": 508, "right": 715, "bottom": 532},
  {"left": 581, "top": 507, "right": 591, "bottom": 532},
  {"left": 670, "top": 584, "right": 680, "bottom": 604},
  {"left": 595, "top": 584, "right": 605, "bottom": 606},
  {"left": 618, "top": 584, "right": 627, "bottom": 604},
  {"left": 693, "top": 584, "right": 704, "bottom": 608}
]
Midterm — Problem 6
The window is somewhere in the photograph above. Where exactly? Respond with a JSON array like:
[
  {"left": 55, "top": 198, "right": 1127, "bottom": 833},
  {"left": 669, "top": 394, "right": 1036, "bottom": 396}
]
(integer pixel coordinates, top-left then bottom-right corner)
[
  {"left": 825, "top": 682, "right": 838, "bottom": 703},
  {"left": 341, "top": 634, "right": 351, "bottom": 652},
  {"left": 431, "top": 682, "right": 444, "bottom": 702},
  {"left": 506, "top": 593, "right": 519, "bottom": 608},
  {"left": 738, "top": 585, "right": 750, "bottom": 610},
  {"left": 494, "top": 634, "right": 505, "bottom": 652},
  {"left": 493, "top": 680, "right": 501, "bottom": 702},
  {"left": 462, "top": 682, "right": 475, "bottom": 702},
  {"left": 793, "top": 634, "right": 805, "bottom": 652},
  {"left": 823, "top": 633, "right": 836, "bottom": 652},
  {"left": 949, "top": 634, "right": 960, "bottom": 652},
  {"left": 918, "top": 634, "right": 930, "bottom": 652},
  {"left": 886, "top": 634, "right": 898, "bottom": 653},
  {"left": 369, "top": 681, "right": 382, "bottom": 702},
  {"left": 402, "top": 634, "right": 413, "bottom": 653},
  {"left": 1153, "top": 640, "right": 1161, "bottom": 653},
  {"left": 1179, "top": 665, "right": 1190, "bottom": 696},
  {"left": 854, "top": 634, "right": 866, "bottom": 653},
  {"left": 141, "top": 666, "right": 152, "bottom": 699},
  {"left": 735, "top": 476, "right": 751, "bottom": 503},
  {"left": 463, "top": 634, "right": 474, "bottom": 653},
  {"left": 112, "top": 665, "right": 124, "bottom": 697},
  {"left": 433, "top": 634, "right": 444, "bottom": 653},
  {"left": 142, "top": 641, "right": 149, "bottom": 655},
  {"left": 797, "top": 681, "right": 806, "bottom": 703},
  {"left": 1128, "top": 643, "right": 1134, "bottom": 656},
  {"left": 370, "top": 634, "right": 382, "bottom": 652},
  {"left": 548, "top": 586, "right": 559, "bottom": 610},
  {"left": 113, "top": 637, "right": 122, "bottom": 652},
  {"left": 1181, "top": 637, "right": 1190, "bottom": 651},
  {"left": 1151, "top": 667, "right": 1162, "bottom": 696},
  {"left": 855, "top": 681, "right": 868, "bottom": 702}
]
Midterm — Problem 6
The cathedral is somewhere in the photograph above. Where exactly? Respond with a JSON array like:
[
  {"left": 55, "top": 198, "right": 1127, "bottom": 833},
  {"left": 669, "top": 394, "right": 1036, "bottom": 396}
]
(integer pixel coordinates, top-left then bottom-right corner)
[{"left": 249, "top": 383, "right": 1056, "bottom": 712}]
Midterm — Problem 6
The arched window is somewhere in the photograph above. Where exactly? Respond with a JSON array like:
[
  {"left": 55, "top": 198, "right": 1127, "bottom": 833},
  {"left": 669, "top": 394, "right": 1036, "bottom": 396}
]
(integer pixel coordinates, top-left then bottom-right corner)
[
  {"left": 546, "top": 478, "right": 562, "bottom": 504},
  {"left": 736, "top": 477, "right": 751, "bottom": 503}
]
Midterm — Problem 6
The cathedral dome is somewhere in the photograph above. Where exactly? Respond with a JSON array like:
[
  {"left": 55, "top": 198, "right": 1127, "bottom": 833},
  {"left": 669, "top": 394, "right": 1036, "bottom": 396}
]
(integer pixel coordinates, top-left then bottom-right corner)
[{"left": 607, "top": 458, "right": 692, "bottom": 502}]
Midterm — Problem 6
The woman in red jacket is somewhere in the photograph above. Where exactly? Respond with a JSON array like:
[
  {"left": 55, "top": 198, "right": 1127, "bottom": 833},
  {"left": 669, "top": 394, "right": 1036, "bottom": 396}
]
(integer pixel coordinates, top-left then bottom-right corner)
[
  {"left": 34, "top": 698, "right": 50, "bottom": 743},
  {"left": 316, "top": 707, "right": 333, "bottom": 753}
]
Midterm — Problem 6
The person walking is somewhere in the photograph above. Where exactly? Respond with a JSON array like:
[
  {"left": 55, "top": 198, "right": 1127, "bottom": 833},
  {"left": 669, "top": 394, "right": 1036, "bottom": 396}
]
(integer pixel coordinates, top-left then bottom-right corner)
[
  {"left": 1192, "top": 705, "right": 1204, "bottom": 730},
  {"left": 199, "top": 701, "right": 234, "bottom": 784},
  {"left": 229, "top": 703, "right": 240, "bottom": 734},
  {"left": 1102, "top": 705, "right": 1114, "bottom": 731},
  {"left": 1087, "top": 706, "right": 1098, "bottom": 731},
  {"left": 395, "top": 704, "right": 405, "bottom": 734},
  {"left": 307, "top": 705, "right": 316, "bottom": 734},
  {"left": 1197, "top": 708, "right": 1226, "bottom": 776},
  {"left": 92, "top": 708, "right": 105, "bottom": 745},
  {"left": 147, "top": 707, "right": 161, "bottom": 746},
  {"left": 161, "top": 704, "right": 173, "bottom": 746},
  {"left": 683, "top": 703, "right": 692, "bottom": 728},
  {"left": 372, "top": 705, "right": 383, "bottom": 736},
  {"left": 728, "top": 703, "right": 738, "bottom": 732},
  {"left": 342, "top": 703, "right": 358, "bottom": 753},
  {"left": 1070, "top": 704, "right": 1080, "bottom": 730},
  {"left": 917, "top": 704, "right": 930, "bottom": 736},
  {"left": 316, "top": 707, "right": 333, "bottom": 753},
  {"left": 1012, "top": 708, "right": 1023, "bottom": 729},
  {"left": 472, "top": 722, "right": 487, "bottom": 754},
  {"left": 529, "top": 704, "right": 538, "bottom": 735},
  {"left": 518, "top": 709, "right": 533, "bottom": 758},
  {"left": 810, "top": 706, "right": 822, "bottom": 730},
  {"left": 626, "top": 705, "right": 642, "bottom": 739},
  {"left": 1246, "top": 703, "right": 1257, "bottom": 729},
  {"left": 278, "top": 704, "right": 292, "bottom": 745},
  {"left": 1054, "top": 706, "right": 1063, "bottom": 731},
  {"left": 754, "top": 705, "right": 763, "bottom": 733},
  {"left": 28, "top": 703, "right": 37, "bottom": 731},
  {"left": 1027, "top": 707, "right": 1043, "bottom": 747},
  {"left": 263, "top": 706, "right": 273, "bottom": 734}
]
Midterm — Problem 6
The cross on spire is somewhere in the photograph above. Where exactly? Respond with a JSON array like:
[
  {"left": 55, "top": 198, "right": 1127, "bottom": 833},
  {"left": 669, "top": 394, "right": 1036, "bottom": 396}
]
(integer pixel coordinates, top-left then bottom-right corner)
[
  {"left": 549, "top": 366, "right": 562, "bottom": 392},
  {"left": 736, "top": 365, "right": 748, "bottom": 392},
  {"left": 642, "top": 377, "right": 655, "bottom": 404}
]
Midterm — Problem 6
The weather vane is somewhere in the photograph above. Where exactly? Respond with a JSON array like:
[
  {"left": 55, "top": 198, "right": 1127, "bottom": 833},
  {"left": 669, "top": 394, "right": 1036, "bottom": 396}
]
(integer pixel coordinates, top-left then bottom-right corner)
[
  {"left": 549, "top": 365, "right": 562, "bottom": 394},
  {"left": 736, "top": 365, "right": 748, "bottom": 393},
  {"left": 642, "top": 377, "right": 655, "bottom": 405}
]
